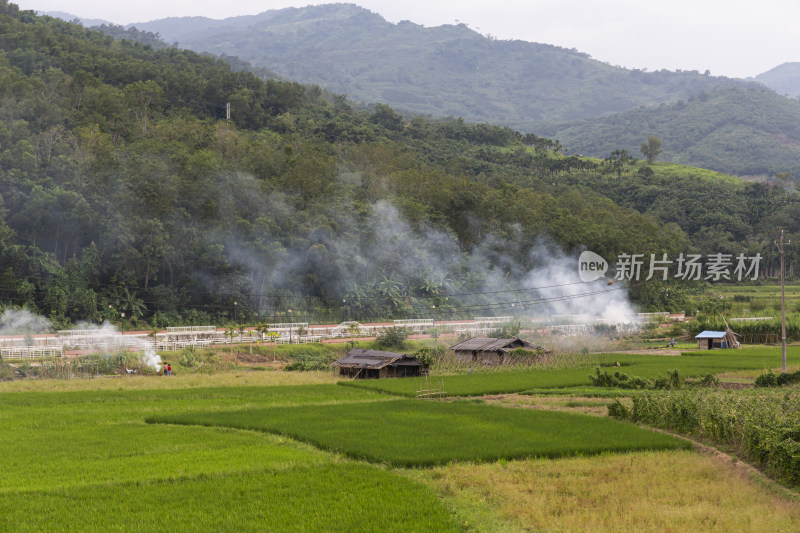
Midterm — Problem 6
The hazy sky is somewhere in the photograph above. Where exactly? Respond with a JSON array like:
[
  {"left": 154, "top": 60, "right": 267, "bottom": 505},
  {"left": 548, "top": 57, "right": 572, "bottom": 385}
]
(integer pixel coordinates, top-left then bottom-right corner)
[{"left": 13, "top": 0, "right": 800, "bottom": 78}]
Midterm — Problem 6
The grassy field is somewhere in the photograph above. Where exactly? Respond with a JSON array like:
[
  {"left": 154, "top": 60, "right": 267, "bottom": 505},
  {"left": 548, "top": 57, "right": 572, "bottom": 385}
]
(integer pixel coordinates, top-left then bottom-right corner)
[
  {"left": 688, "top": 282, "right": 800, "bottom": 316},
  {"left": 339, "top": 347, "right": 796, "bottom": 397},
  {"left": 616, "top": 388, "right": 800, "bottom": 485},
  {"left": 409, "top": 451, "right": 800, "bottom": 533},
  {"left": 149, "top": 399, "right": 688, "bottom": 467},
  {"left": 2, "top": 347, "right": 799, "bottom": 531},
  {"left": 1, "top": 464, "right": 459, "bottom": 532},
  {"left": 0, "top": 381, "right": 461, "bottom": 531}
]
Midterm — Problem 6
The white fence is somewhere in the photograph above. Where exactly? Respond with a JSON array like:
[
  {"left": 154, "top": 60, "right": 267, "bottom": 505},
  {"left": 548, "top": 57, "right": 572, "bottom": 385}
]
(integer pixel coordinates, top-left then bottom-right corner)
[
  {"left": 637, "top": 312, "right": 670, "bottom": 321},
  {"left": 166, "top": 326, "right": 217, "bottom": 333},
  {"left": 1, "top": 346, "right": 63, "bottom": 359},
  {"left": 730, "top": 317, "right": 774, "bottom": 322},
  {"left": 276, "top": 335, "right": 322, "bottom": 345},
  {"left": 474, "top": 316, "right": 513, "bottom": 324},
  {"left": 265, "top": 323, "right": 308, "bottom": 331},
  {"left": 547, "top": 324, "right": 591, "bottom": 335},
  {"left": 57, "top": 329, "right": 110, "bottom": 337},
  {"left": 393, "top": 319, "right": 434, "bottom": 330}
]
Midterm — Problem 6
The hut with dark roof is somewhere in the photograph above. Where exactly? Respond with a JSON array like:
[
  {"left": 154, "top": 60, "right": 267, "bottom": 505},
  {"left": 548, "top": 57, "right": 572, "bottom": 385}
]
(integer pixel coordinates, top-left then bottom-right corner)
[
  {"left": 333, "top": 349, "right": 428, "bottom": 379},
  {"left": 449, "top": 337, "right": 542, "bottom": 366}
]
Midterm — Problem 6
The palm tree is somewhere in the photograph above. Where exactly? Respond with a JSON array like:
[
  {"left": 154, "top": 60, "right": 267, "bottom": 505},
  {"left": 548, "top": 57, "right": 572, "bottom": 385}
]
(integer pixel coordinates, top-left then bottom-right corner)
[{"left": 120, "top": 288, "right": 146, "bottom": 318}]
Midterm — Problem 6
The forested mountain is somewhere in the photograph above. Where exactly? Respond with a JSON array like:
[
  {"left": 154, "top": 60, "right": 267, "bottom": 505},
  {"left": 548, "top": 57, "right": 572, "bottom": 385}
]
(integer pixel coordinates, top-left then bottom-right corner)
[
  {"left": 755, "top": 63, "right": 800, "bottom": 98},
  {"left": 130, "top": 4, "right": 752, "bottom": 126},
  {"left": 537, "top": 87, "right": 800, "bottom": 178},
  {"left": 0, "top": 2, "right": 798, "bottom": 328}
]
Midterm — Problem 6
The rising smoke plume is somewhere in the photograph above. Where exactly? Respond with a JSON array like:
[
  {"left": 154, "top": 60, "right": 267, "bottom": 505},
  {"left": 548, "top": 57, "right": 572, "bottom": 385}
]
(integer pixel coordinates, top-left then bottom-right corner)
[{"left": 219, "top": 198, "right": 639, "bottom": 323}]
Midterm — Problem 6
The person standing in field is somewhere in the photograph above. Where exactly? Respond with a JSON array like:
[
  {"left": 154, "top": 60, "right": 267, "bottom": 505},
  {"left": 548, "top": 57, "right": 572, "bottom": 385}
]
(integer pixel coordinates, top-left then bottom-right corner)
[{"left": 167, "top": 364, "right": 172, "bottom": 376}]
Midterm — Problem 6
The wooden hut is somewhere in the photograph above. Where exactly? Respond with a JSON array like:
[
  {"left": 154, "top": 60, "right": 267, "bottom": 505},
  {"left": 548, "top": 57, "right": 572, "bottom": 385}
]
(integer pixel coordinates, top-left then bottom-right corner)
[
  {"left": 333, "top": 349, "right": 428, "bottom": 379},
  {"left": 695, "top": 330, "right": 739, "bottom": 350},
  {"left": 449, "top": 337, "right": 542, "bottom": 365}
]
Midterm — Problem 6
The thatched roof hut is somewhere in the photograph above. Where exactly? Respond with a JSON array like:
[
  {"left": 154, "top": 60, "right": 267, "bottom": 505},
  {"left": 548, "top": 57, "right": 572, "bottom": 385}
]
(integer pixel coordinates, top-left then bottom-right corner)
[
  {"left": 449, "top": 337, "right": 544, "bottom": 365},
  {"left": 333, "top": 349, "right": 428, "bottom": 379}
]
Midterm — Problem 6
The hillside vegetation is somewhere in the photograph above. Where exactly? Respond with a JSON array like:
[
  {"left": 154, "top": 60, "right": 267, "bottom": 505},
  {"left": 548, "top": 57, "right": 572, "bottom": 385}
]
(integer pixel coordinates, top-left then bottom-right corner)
[
  {"left": 538, "top": 87, "right": 800, "bottom": 177},
  {"left": 132, "top": 4, "right": 752, "bottom": 126},
  {"left": 755, "top": 62, "right": 800, "bottom": 98},
  {"left": 0, "top": 2, "right": 798, "bottom": 328}
]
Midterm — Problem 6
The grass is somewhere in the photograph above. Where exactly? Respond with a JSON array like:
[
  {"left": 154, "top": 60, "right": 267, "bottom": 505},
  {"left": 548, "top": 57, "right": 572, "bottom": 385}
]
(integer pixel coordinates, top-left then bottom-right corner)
[
  {"left": 0, "top": 464, "right": 460, "bottom": 533},
  {"left": 617, "top": 388, "right": 800, "bottom": 485},
  {"left": 0, "top": 382, "right": 461, "bottom": 531},
  {"left": 686, "top": 282, "right": 800, "bottom": 316},
  {"left": 149, "top": 399, "right": 690, "bottom": 467},
  {"left": 339, "top": 347, "right": 795, "bottom": 397},
  {"left": 3, "top": 347, "right": 800, "bottom": 530},
  {"left": 409, "top": 450, "right": 800, "bottom": 533},
  {"left": 0, "top": 384, "right": 391, "bottom": 492},
  {"left": 0, "top": 368, "right": 339, "bottom": 392}
]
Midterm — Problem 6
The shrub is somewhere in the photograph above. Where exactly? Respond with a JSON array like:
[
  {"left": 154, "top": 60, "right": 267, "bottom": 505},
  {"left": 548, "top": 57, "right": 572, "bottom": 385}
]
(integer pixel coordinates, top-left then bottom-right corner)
[
  {"left": 0, "top": 363, "right": 15, "bottom": 381},
  {"left": 590, "top": 368, "right": 683, "bottom": 390},
  {"left": 488, "top": 322, "right": 521, "bottom": 338},
  {"left": 411, "top": 346, "right": 445, "bottom": 366},
  {"left": 285, "top": 348, "right": 335, "bottom": 372},
  {"left": 620, "top": 390, "right": 800, "bottom": 485},
  {"left": 590, "top": 368, "right": 650, "bottom": 389},
  {"left": 756, "top": 369, "right": 800, "bottom": 387},
  {"left": 178, "top": 350, "right": 203, "bottom": 368},
  {"left": 777, "top": 370, "right": 800, "bottom": 386},
  {"left": 755, "top": 371, "right": 779, "bottom": 388},
  {"left": 698, "top": 373, "right": 719, "bottom": 387},
  {"left": 607, "top": 399, "right": 629, "bottom": 418},
  {"left": 373, "top": 327, "right": 409, "bottom": 350}
]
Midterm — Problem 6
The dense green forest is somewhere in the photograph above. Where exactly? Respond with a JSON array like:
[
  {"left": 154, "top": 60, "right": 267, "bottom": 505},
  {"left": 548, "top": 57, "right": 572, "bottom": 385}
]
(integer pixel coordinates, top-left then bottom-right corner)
[
  {"left": 538, "top": 87, "right": 800, "bottom": 177},
  {"left": 0, "top": 2, "right": 798, "bottom": 328}
]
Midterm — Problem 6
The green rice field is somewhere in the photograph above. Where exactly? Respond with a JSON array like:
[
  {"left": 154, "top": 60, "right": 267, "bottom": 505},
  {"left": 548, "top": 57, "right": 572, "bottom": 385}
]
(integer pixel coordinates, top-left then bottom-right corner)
[
  {"left": 1, "top": 464, "right": 458, "bottom": 533},
  {"left": 1, "top": 346, "right": 798, "bottom": 531},
  {"left": 340, "top": 347, "right": 795, "bottom": 397},
  {"left": 149, "top": 399, "right": 689, "bottom": 467}
]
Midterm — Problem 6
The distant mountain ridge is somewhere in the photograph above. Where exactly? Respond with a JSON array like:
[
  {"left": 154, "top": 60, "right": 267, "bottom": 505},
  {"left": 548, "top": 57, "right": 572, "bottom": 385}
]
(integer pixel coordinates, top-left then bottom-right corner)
[
  {"left": 537, "top": 86, "right": 800, "bottom": 177},
  {"left": 42, "top": 10, "right": 110, "bottom": 27},
  {"left": 755, "top": 63, "right": 800, "bottom": 98},
  {"left": 45, "top": 5, "right": 800, "bottom": 178},
  {"left": 130, "top": 3, "right": 757, "bottom": 127}
]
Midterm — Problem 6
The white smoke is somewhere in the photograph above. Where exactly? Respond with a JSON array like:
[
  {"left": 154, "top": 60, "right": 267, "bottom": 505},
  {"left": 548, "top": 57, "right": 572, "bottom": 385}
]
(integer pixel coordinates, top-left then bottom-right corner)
[
  {"left": 66, "top": 321, "right": 162, "bottom": 371},
  {"left": 520, "top": 247, "right": 638, "bottom": 324},
  {"left": 215, "top": 198, "right": 641, "bottom": 324},
  {"left": 138, "top": 343, "right": 163, "bottom": 372},
  {"left": 0, "top": 309, "right": 53, "bottom": 335}
]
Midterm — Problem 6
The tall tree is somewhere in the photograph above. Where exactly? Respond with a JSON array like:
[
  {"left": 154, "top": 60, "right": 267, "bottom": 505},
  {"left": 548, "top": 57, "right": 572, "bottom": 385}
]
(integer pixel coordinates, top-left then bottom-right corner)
[{"left": 640, "top": 135, "right": 663, "bottom": 164}]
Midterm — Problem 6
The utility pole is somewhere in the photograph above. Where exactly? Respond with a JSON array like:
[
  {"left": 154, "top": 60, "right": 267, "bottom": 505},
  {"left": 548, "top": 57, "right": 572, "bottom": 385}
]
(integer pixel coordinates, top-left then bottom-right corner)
[
  {"left": 779, "top": 230, "right": 787, "bottom": 371},
  {"left": 226, "top": 102, "right": 231, "bottom": 120}
]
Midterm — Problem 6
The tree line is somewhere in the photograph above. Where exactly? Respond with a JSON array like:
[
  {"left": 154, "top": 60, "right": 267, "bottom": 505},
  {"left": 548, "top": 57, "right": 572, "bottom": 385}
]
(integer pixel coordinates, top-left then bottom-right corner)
[{"left": 0, "top": 2, "right": 796, "bottom": 328}]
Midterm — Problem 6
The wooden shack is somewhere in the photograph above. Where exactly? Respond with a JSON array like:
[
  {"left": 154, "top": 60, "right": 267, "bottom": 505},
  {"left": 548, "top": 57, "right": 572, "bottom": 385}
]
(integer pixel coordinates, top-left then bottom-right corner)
[
  {"left": 695, "top": 329, "right": 739, "bottom": 350},
  {"left": 333, "top": 349, "right": 428, "bottom": 379},
  {"left": 449, "top": 337, "right": 541, "bottom": 365}
]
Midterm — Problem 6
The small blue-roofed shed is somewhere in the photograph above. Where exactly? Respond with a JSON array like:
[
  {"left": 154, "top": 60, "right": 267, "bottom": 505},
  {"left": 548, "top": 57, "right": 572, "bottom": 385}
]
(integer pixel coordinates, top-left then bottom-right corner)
[{"left": 695, "top": 331, "right": 728, "bottom": 350}]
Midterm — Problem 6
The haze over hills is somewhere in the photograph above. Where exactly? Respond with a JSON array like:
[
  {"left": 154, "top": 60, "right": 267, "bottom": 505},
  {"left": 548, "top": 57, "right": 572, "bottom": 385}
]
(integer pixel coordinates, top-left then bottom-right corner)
[
  {"left": 129, "top": 3, "right": 756, "bottom": 127},
  {"left": 537, "top": 87, "right": 800, "bottom": 178},
  {"left": 2, "top": 3, "right": 800, "bottom": 326},
  {"left": 755, "top": 63, "right": 800, "bottom": 98},
  {"left": 44, "top": 4, "right": 800, "bottom": 178}
]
